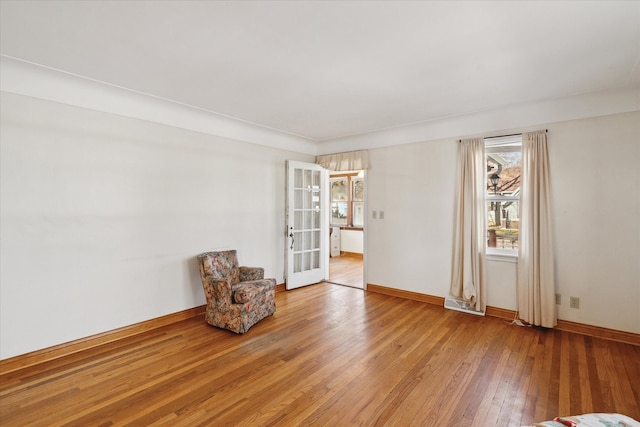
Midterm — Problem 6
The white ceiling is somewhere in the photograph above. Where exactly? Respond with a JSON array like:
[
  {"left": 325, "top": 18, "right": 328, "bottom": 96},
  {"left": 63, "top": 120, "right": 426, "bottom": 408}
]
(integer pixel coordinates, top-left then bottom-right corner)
[{"left": 1, "top": 1, "right": 639, "bottom": 146}]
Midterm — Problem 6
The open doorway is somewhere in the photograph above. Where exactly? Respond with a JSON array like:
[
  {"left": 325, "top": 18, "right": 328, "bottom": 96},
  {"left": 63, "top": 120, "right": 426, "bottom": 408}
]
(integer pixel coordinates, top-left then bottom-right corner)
[{"left": 327, "top": 171, "right": 364, "bottom": 289}]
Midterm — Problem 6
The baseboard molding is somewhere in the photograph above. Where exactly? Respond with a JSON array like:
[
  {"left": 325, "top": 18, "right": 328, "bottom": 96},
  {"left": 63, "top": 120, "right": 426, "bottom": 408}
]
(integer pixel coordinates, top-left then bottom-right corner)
[
  {"left": 366, "top": 283, "right": 445, "bottom": 306},
  {"left": 275, "top": 283, "right": 286, "bottom": 293},
  {"left": 0, "top": 305, "right": 206, "bottom": 376},
  {"left": 366, "top": 283, "right": 640, "bottom": 346},
  {"left": 339, "top": 251, "right": 364, "bottom": 259},
  {"left": 554, "top": 319, "right": 640, "bottom": 346}
]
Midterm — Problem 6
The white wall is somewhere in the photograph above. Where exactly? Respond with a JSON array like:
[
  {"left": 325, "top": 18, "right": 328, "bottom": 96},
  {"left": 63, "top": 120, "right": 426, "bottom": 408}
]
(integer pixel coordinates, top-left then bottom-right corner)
[
  {"left": 366, "top": 111, "right": 640, "bottom": 334},
  {"left": 2, "top": 91, "right": 638, "bottom": 360},
  {"left": 550, "top": 112, "right": 639, "bottom": 331},
  {"left": 0, "top": 92, "right": 313, "bottom": 359},
  {"left": 340, "top": 229, "right": 363, "bottom": 254}
]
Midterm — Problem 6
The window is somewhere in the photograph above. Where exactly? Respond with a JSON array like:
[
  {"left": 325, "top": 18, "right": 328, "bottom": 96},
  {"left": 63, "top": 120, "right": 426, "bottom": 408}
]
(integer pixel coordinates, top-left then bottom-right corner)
[
  {"left": 352, "top": 178, "right": 364, "bottom": 227},
  {"left": 485, "top": 136, "right": 521, "bottom": 254},
  {"left": 330, "top": 172, "right": 364, "bottom": 227}
]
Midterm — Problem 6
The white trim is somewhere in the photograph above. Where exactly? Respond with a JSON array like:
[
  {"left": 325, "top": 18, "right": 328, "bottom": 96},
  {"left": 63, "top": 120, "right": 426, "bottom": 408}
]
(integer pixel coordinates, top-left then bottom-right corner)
[
  {"left": 3, "top": 55, "right": 638, "bottom": 156},
  {"left": 317, "top": 87, "right": 640, "bottom": 154},
  {"left": 487, "top": 249, "right": 518, "bottom": 263},
  {"left": 0, "top": 55, "right": 318, "bottom": 155}
]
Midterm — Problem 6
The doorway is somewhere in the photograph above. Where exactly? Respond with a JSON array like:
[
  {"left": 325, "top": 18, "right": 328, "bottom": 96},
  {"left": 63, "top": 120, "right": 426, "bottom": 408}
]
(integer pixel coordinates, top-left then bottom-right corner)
[{"left": 327, "top": 171, "right": 364, "bottom": 289}]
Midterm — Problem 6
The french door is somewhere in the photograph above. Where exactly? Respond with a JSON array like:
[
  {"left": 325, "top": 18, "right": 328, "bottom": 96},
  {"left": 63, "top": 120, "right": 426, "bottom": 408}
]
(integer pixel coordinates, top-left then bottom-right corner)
[{"left": 285, "top": 161, "right": 328, "bottom": 289}]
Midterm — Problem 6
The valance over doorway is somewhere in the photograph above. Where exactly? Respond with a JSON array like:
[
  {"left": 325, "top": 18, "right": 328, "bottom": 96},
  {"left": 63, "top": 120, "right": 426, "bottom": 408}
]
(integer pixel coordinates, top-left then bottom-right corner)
[{"left": 315, "top": 150, "right": 369, "bottom": 171}]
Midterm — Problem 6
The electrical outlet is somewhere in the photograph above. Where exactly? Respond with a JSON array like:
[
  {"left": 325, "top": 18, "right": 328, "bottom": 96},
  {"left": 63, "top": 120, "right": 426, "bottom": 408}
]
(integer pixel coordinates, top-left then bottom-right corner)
[
  {"left": 570, "top": 297, "right": 580, "bottom": 309},
  {"left": 555, "top": 293, "right": 561, "bottom": 305},
  {"left": 379, "top": 211, "right": 384, "bottom": 220},
  {"left": 372, "top": 211, "right": 377, "bottom": 219}
]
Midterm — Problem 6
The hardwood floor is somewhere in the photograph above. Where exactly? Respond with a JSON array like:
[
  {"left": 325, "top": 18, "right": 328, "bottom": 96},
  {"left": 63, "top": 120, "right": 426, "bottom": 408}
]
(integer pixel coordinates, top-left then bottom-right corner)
[
  {"left": 328, "top": 253, "right": 363, "bottom": 288},
  {"left": 1, "top": 283, "right": 638, "bottom": 426}
]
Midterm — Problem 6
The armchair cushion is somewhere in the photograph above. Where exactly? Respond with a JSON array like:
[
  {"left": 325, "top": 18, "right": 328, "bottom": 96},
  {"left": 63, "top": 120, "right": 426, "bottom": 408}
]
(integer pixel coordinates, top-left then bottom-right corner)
[{"left": 232, "top": 279, "right": 276, "bottom": 304}]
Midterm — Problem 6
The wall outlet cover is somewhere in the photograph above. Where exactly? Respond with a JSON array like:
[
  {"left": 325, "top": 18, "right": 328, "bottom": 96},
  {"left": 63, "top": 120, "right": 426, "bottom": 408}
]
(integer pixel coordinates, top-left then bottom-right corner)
[{"left": 570, "top": 297, "right": 580, "bottom": 309}]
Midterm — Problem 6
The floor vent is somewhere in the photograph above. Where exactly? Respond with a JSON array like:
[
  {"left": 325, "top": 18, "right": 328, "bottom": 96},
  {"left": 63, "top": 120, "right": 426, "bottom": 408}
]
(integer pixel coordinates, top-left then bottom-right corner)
[{"left": 444, "top": 297, "right": 485, "bottom": 316}]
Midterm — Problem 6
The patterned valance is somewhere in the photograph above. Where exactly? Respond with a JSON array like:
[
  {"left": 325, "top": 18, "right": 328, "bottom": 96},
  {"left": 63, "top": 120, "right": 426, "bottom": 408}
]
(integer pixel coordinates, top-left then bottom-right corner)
[{"left": 315, "top": 150, "right": 369, "bottom": 171}]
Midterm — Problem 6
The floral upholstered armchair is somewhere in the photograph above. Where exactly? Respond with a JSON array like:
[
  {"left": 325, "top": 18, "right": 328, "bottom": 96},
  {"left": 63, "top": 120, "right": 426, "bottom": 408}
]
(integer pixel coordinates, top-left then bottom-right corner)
[{"left": 197, "top": 250, "right": 276, "bottom": 333}]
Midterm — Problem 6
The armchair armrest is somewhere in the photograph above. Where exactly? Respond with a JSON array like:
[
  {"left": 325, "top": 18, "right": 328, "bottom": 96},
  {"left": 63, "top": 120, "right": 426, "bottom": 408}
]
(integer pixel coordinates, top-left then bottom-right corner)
[{"left": 240, "top": 266, "right": 264, "bottom": 282}]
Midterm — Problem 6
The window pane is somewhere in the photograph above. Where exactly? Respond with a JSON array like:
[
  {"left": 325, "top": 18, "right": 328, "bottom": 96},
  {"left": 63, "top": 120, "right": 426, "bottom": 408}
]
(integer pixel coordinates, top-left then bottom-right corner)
[
  {"left": 353, "top": 202, "right": 364, "bottom": 227},
  {"left": 486, "top": 151, "right": 522, "bottom": 197},
  {"left": 487, "top": 201, "right": 519, "bottom": 250},
  {"left": 352, "top": 178, "right": 364, "bottom": 201},
  {"left": 331, "top": 202, "right": 348, "bottom": 226},
  {"left": 330, "top": 178, "right": 348, "bottom": 201}
]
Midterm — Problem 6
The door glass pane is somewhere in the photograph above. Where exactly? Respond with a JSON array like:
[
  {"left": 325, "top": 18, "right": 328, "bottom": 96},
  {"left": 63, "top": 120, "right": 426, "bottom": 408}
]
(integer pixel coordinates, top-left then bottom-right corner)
[
  {"left": 304, "top": 170, "right": 311, "bottom": 189},
  {"left": 304, "top": 210, "right": 312, "bottom": 230},
  {"left": 293, "top": 232, "right": 302, "bottom": 251},
  {"left": 312, "top": 250, "right": 320, "bottom": 269},
  {"left": 294, "top": 253, "right": 302, "bottom": 273},
  {"left": 294, "top": 189, "right": 303, "bottom": 210},
  {"left": 294, "top": 211, "right": 302, "bottom": 229},
  {"left": 312, "top": 230, "right": 320, "bottom": 249},
  {"left": 312, "top": 210, "right": 320, "bottom": 229},
  {"left": 303, "top": 190, "right": 311, "bottom": 210},
  {"left": 294, "top": 168, "right": 303, "bottom": 188},
  {"left": 303, "top": 252, "right": 310, "bottom": 271},
  {"left": 303, "top": 231, "right": 312, "bottom": 250}
]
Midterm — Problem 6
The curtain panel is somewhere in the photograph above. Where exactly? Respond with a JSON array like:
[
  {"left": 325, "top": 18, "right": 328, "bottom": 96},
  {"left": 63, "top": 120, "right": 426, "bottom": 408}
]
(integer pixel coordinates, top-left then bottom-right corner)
[
  {"left": 450, "top": 138, "right": 487, "bottom": 312},
  {"left": 517, "top": 130, "right": 557, "bottom": 328},
  {"left": 315, "top": 150, "right": 369, "bottom": 171}
]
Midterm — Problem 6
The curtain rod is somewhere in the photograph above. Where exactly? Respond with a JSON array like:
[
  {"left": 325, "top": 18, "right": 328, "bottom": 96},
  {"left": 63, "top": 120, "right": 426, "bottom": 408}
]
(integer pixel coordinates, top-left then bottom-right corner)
[{"left": 458, "top": 129, "right": 547, "bottom": 143}]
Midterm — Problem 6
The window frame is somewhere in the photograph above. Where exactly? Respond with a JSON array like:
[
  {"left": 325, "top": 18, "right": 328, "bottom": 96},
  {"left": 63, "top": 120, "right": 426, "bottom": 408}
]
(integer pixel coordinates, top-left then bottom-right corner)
[
  {"left": 485, "top": 136, "right": 521, "bottom": 258},
  {"left": 330, "top": 172, "right": 364, "bottom": 229}
]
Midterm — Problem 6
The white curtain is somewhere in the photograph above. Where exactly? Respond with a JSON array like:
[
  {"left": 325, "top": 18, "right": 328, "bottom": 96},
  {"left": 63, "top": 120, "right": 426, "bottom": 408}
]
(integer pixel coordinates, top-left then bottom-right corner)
[
  {"left": 316, "top": 150, "right": 369, "bottom": 171},
  {"left": 517, "top": 130, "right": 556, "bottom": 327},
  {"left": 450, "top": 138, "right": 486, "bottom": 312}
]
